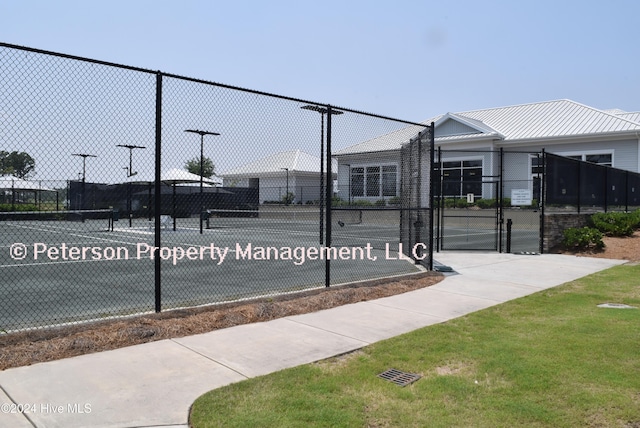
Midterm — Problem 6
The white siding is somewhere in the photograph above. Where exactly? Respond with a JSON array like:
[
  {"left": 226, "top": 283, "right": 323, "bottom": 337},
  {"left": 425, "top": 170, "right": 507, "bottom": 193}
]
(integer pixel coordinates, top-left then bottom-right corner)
[{"left": 435, "top": 119, "right": 481, "bottom": 137}]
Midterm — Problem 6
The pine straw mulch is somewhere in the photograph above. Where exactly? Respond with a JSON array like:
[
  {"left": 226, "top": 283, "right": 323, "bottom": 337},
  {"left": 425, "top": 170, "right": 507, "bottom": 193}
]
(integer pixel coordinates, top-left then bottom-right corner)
[
  {"left": 553, "top": 230, "right": 640, "bottom": 263},
  {"left": 0, "top": 272, "right": 443, "bottom": 371}
]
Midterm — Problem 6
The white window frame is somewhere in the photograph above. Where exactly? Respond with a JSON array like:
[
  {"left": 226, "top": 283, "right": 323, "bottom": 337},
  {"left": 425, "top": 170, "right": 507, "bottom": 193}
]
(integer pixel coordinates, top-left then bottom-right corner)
[
  {"left": 349, "top": 163, "right": 398, "bottom": 199},
  {"left": 556, "top": 150, "right": 614, "bottom": 167},
  {"left": 440, "top": 156, "right": 484, "bottom": 198}
]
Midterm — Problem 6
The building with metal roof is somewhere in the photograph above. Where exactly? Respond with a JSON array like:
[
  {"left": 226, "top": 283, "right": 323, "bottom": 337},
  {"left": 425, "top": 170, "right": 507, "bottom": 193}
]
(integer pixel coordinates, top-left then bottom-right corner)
[
  {"left": 220, "top": 150, "right": 337, "bottom": 204},
  {"left": 333, "top": 99, "right": 640, "bottom": 203}
]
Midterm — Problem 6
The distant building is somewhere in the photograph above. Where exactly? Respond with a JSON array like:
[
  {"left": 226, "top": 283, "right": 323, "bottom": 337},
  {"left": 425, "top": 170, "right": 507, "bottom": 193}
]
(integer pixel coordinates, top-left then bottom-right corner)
[{"left": 220, "top": 150, "right": 337, "bottom": 204}]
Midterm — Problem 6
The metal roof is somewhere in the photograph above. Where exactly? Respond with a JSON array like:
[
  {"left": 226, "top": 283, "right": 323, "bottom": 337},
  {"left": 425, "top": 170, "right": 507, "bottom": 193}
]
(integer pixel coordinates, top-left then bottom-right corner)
[
  {"left": 334, "top": 99, "right": 640, "bottom": 156},
  {"left": 617, "top": 111, "right": 640, "bottom": 123},
  {"left": 458, "top": 99, "right": 640, "bottom": 141}
]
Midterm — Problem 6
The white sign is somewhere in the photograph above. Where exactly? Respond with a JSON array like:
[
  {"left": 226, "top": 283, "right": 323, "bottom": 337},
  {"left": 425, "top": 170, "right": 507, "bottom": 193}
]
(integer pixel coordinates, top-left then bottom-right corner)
[
  {"left": 511, "top": 189, "right": 532, "bottom": 206},
  {"left": 466, "top": 193, "right": 475, "bottom": 204}
]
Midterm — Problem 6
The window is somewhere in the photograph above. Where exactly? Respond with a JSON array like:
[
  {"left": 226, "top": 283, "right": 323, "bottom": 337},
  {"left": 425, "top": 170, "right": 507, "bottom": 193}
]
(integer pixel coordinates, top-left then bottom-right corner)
[
  {"left": 586, "top": 154, "right": 612, "bottom": 166},
  {"left": 382, "top": 166, "right": 397, "bottom": 196},
  {"left": 531, "top": 155, "right": 543, "bottom": 175},
  {"left": 441, "top": 159, "right": 483, "bottom": 197},
  {"left": 351, "top": 167, "right": 364, "bottom": 197},
  {"left": 560, "top": 152, "right": 612, "bottom": 167},
  {"left": 366, "top": 167, "right": 380, "bottom": 197},
  {"left": 350, "top": 164, "right": 397, "bottom": 198}
]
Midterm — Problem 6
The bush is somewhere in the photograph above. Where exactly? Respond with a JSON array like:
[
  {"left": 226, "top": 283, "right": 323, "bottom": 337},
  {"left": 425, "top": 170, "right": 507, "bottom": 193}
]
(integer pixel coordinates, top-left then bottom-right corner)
[
  {"left": 476, "top": 198, "right": 496, "bottom": 209},
  {"left": 0, "top": 203, "right": 38, "bottom": 212},
  {"left": 443, "top": 198, "right": 457, "bottom": 208},
  {"left": 352, "top": 199, "right": 373, "bottom": 207},
  {"left": 281, "top": 192, "right": 295, "bottom": 205},
  {"left": 331, "top": 196, "right": 345, "bottom": 206},
  {"left": 631, "top": 209, "right": 640, "bottom": 229},
  {"left": 455, "top": 199, "right": 469, "bottom": 209},
  {"left": 562, "top": 227, "right": 604, "bottom": 250},
  {"left": 590, "top": 212, "right": 636, "bottom": 237},
  {"left": 387, "top": 196, "right": 402, "bottom": 206},
  {"left": 375, "top": 199, "right": 387, "bottom": 207}
]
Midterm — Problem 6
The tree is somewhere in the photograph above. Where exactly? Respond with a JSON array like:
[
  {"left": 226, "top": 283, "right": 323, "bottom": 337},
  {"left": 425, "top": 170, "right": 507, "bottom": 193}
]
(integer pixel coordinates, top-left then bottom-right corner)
[
  {"left": 0, "top": 151, "right": 36, "bottom": 178},
  {"left": 184, "top": 157, "right": 215, "bottom": 178}
]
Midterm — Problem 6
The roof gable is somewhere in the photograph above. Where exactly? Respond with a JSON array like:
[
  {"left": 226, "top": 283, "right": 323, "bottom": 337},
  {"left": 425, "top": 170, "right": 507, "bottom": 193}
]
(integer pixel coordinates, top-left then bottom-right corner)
[{"left": 434, "top": 112, "right": 503, "bottom": 139}]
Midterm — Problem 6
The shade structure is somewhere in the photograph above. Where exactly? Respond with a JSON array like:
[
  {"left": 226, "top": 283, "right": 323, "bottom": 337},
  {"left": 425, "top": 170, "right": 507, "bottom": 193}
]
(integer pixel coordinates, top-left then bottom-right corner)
[
  {"left": 0, "top": 174, "right": 54, "bottom": 191},
  {"left": 120, "top": 169, "right": 222, "bottom": 230},
  {"left": 122, "top": 168, "right": 222, "bottom": 186}
]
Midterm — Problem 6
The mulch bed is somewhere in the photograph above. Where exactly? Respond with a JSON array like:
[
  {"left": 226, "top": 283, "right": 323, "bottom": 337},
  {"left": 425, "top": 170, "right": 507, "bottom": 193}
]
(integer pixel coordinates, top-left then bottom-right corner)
[{"left": 0, "top": 272, "right": 443, "bottom": 371}]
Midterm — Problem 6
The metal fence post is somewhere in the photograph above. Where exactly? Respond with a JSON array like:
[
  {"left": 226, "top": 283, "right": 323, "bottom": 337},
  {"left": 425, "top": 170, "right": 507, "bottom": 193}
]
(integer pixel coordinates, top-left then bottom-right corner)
[
  {"left": 428, "top": 122, "right": 435, "bottom": 270},
  {"left": 154, "top": 71, "right": 163, "bottom": 313},
  {"left": 540, "top": 149, "right": 546, "bottom": 254},
  {"left": 325, "top": 106, "right": 333, "bottom": 287}
]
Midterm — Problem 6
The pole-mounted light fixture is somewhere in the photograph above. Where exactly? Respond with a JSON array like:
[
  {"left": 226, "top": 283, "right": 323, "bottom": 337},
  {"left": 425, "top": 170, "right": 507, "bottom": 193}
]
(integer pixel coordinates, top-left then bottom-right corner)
[
  {"left": 184, "top": 129, "right": 220, "bottom": 234},
  {"left": 116, "top": 144, "right": 146, "bottom": 177},
  {"left": 301, "top": 105, "right": 343, "bottom": 244}
]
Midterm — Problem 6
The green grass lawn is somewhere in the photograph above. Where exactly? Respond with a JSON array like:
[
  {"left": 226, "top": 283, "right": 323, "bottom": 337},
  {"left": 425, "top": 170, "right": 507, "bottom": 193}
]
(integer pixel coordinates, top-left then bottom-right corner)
[{"left": 190, "top": 264, "right": 640, "bottom": 427}]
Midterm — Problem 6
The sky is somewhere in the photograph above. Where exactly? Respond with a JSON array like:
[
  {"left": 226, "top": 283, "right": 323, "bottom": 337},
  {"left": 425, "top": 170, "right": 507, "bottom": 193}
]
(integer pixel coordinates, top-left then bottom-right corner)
[
  {"left": 3, "top": 0, "right": 639, "bottom": 122},
  {"left": 2, "top": 0, "right": 640, "bottom": 184}
]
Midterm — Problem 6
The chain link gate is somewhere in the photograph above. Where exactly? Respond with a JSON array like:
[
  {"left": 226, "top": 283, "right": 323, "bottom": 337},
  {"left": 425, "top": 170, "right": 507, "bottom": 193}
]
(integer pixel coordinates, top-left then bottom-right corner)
[
  {"left": 434, "top": 148, "right": 543, "bottom": 253},
  {"left": 399, "top": 124, "right": 434, "bottom": 268}
]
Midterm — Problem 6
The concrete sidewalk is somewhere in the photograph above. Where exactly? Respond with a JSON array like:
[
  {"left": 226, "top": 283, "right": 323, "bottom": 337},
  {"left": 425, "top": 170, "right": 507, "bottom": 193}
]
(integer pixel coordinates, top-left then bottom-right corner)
[{"left": 0, "top": 252, "right": 626, "bottom": 428}]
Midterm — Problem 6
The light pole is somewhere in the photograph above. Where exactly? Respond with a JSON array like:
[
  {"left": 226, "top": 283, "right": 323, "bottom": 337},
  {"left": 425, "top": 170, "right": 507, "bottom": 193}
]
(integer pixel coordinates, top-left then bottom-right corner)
[
  {"left": 280, "top": 168, "right": 289, "bottom": 205},
  {"left": 117, "top": 145, "right": 146, "bottom": 227},
  {"left": 184, "top": 129, "right": 220, "bottom": 234},
  {"left": 301, "top": 105, "right": 343, "bottom": 244},
  {"left": 71, "top": 153, "right": 97, "bottom": 210},
  {"left": 116, "top": 144, "right": 146, "bottom": 177}
]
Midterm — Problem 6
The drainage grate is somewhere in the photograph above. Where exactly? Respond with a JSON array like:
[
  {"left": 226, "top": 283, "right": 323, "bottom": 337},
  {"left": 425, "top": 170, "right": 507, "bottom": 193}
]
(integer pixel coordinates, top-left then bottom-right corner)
[
  {"left": 597, "top": 303, "right": 637, "bottom": 309},
  {"left": 378, "top": 368, "right": 421, "bottom": 387}
]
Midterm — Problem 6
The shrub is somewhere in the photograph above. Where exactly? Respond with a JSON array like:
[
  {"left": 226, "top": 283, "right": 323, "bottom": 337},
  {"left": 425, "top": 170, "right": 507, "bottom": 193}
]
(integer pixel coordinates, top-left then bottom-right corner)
[
  {"left": 476, "top": 198, "right": 496, "bottom": 209},
  {"left": 0, "top": 203, "right": 38, "bottom": 212},
  {"left": 590, "top": 212, "right": 635, "bottom": 237},
  {"left": 562, "top": 227, "right": 604, "bottom": 250},
  {"left": 631, "top": 209, "right": 640, "bottom": 229},
  {"left": 455, "top": 199, "right": 469, "bottom": 209},
  {"left": 374, "top": 199, "right": 387, "bottom": 207},
  {"left": 443, "top": 198, "right": 457, "bottom": 208},
  {"left": 352, "top": 199, "right": 373, "bottom": 207},
  {"left": 281, "top": 192, "right": 294, "bottom": 205},
  {"left": 331, "top": 196, "right": 345, "bottom": 206},
  {"left": 387, "top": 196, "right": 402, "bottom": 206}
]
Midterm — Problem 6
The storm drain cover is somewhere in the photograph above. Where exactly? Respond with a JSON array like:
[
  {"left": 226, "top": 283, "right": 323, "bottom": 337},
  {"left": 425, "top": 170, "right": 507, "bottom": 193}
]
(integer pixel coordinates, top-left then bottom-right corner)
[
  {"left": 597, "top": 303, "right": 637, "bottom": 309},
  {"left": 378, "top": 368, "right": 421, "bottom": 387}
]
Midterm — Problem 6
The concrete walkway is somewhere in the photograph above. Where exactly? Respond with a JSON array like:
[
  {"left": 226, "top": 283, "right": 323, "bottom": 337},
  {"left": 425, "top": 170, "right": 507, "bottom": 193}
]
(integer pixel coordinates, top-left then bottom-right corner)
[{"left": 0, "top": 252, "right": 626, "bottom": 428}]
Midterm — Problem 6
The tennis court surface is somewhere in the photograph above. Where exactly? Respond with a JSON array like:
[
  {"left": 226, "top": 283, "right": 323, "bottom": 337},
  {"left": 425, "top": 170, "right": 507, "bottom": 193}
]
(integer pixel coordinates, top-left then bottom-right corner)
[{"left": 1, "top": 208, "right": 422, "bottom": 331}]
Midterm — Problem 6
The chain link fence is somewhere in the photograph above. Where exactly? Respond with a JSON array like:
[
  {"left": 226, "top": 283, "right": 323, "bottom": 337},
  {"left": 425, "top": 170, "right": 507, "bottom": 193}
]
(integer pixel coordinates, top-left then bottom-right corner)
[{"left": 0, "top": 42, "right": 431, "bottom": 331}]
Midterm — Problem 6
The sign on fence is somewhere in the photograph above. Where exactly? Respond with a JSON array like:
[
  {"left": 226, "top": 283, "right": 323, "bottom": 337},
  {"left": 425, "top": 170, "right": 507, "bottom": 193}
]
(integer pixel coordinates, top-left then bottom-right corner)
[{"left": 511, "top": 189, "right": 532, "bottom": 206}]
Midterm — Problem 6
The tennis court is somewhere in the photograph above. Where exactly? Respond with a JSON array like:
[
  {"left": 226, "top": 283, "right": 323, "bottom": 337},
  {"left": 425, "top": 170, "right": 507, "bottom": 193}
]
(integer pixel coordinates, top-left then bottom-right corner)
[{"left": 1, "top": 208, "right": 422, "bottom": 331}]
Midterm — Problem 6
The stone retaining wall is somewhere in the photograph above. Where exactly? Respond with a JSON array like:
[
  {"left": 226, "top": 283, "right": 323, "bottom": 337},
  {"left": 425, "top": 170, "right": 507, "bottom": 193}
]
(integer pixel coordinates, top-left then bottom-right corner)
[{"left": 543, "top": 213, "right": 591, "bottom": 251}]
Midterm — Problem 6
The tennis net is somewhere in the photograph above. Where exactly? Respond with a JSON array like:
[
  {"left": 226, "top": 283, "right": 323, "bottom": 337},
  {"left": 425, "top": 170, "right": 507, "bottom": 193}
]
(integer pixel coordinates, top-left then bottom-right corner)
[{"left": 0, "top": 209, "right": 116, "bottom": 230}]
